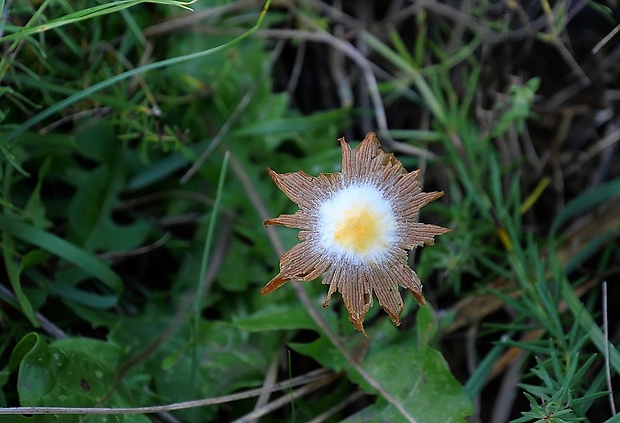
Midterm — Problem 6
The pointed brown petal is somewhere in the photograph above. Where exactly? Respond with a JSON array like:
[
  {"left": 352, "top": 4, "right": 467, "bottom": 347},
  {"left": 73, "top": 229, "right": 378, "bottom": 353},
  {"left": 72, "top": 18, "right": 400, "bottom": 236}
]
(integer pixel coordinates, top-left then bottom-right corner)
[
  {"left": 339, "top": 137, "right": 354, "bottom": 178},
  {"left": 411, "top": 290, "right": 426, "bottom": 307},
  {"left": 261, "top": 273, "right": 290, "bottom": 294},
  {"left": 337, "top": 267, "right": 372, "bottom": 335},
  {"left": 378, "top": 153, "right": 406, "bottom": 178},
  {"left": 321, "top": 267, "right": 339, "bottom": 308},
  {"left": 341, "top": 132, "right": 382, "bottom": 180},
  {"left": 264, "top": 210, "right": 312, "bottom": 230},
  {"left": 279, "top": 242, "right": 329, "bottom": 282},
  {"left": 392, "top": 265, "right": 426, "bottom": 307},
  {"left": 389, "top": 171, "right": 445, "bottom": 217},
  {"left": 395, "top": 191, "right": 445, "bottom": 219},
  {"left": 317, "top": 172, "right": 341, "bottom": 190},
  {"left": 362, "top": 133, "right": 408, "bottom": 184},
  {"left": 262, "top": 242, "right": 329, "bottom": 295},
  {"left": 354, "top": 132, "right": 382, "bottom": 177},
  {"left": 381, "top": 152, "right": 405, "bottom": 172},
  {"left": 360, "top": 132, "right": 382, "bottom": 153},
  {"left": 368, "top": 265, "right": 403, "bottom": 326},
  {"left": 359, "top": 157, "right": 404, "bottom": 191},
  {"left": 401, "top": 222, "right": 452, "bottom": 249},
  {"left": 412, "top": 190, "right": 445, "bottom": 210},
  {"left": 386, "top": 168, "right": 422, "bottom": 199},
  {"left": 366, "top": 152, "right": 395, "bottom": 183},
  {"left": 267, "top": 168, "right": 321, "bottom": 209}
]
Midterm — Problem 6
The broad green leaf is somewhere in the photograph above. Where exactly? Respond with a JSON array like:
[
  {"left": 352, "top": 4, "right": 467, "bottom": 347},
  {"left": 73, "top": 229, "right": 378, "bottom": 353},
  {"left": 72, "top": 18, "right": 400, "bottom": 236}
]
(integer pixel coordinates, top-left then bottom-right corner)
[
  {"left": 605, "top": 413, "right": 620, "bottom": 423},
  {"left": 11, "top": 333, "right": 150, "bottom": 423},
  {"left": 416, "top": 303, "right": 438, "bottom": 345},
  {"left": 217, "top": 238, "right": 267, "bottom": 293},
  {"left": 289, "top": 335, "right": 373, "bottom": 392},
  {"left": 68, "top": 125, "right": 152, "bottom": 252},
  {"left": 233, "top": 304, "right": 319, "bottom": 332},
  {"left": 343, "top": 344, "right": 473, "bottom": 423},
  {"left": 292, "top": 307, "right": 473, "bottom": 422},
  {"left": 108, "top": 309, "right": 271, "bottom": 422},
  {"left": 9, "top": 332, "right": 41, "bottom": 372},
  {"left": 231, "top": 108, "right": 350, "bottom": 139}
]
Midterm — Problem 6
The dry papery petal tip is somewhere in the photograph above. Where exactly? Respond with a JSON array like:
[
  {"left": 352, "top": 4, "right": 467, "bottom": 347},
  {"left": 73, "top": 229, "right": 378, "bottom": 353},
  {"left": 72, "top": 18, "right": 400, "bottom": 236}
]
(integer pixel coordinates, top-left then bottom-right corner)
[{"left": 262, "top": 132, "right": 450, "bottom": 335}]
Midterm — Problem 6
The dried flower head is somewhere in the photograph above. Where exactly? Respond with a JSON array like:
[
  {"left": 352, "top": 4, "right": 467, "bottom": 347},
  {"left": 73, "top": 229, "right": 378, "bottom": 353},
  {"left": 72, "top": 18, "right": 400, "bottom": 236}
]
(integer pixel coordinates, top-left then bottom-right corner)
[{"left": 262, "top": 132, "right": 450, "bottom": 334}]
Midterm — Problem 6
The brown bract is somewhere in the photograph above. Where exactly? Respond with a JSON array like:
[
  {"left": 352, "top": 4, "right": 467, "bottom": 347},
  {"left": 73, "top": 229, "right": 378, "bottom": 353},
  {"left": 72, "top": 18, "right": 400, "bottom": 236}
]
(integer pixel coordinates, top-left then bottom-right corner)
[{"left": 262, "top": 132, "right": 450, "bottom": 335}]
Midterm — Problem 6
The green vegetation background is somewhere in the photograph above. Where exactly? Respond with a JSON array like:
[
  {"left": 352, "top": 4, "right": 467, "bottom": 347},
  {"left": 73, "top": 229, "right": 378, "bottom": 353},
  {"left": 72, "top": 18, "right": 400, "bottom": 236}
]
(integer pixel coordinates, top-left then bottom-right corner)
[{"left": 1, "top": 1, "right": 619, "bottom": 422}]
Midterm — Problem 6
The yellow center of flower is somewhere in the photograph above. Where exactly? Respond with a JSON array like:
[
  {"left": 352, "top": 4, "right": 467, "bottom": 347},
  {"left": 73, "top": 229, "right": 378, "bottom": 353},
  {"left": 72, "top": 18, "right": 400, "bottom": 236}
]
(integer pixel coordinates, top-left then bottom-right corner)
[
  {"left": 332, "top": 206, "right": 382, "bottom": 253},
  {"left": 318, "top": 184, "right": 397, "bottom": 264}
]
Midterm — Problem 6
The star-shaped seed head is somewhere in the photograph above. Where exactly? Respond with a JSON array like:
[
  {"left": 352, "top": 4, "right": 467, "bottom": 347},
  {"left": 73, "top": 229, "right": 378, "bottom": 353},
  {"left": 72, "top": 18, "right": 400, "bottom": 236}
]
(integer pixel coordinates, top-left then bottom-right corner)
[{"left": 262, "top": 132, "right": 450, "bottom": 335}]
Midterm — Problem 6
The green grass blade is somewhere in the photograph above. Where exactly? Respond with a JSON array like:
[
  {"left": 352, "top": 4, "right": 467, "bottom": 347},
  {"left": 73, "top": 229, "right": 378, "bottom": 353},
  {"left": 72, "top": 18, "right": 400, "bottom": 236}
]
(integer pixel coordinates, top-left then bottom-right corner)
[
  {"left": 191, "top": 151, "right": 230, "bottom": 417},
  {"left": 362, "top": 32, "right": 446, "bottom": 125},
  {"left": 0, "top": 215, "right": 122, "bottom": 295},
  {"left": 195, "top": 151, "right": 230, "bottom": 319},
  {"left": 465, "top": 335, "right": 511, "bottom": 397},
  {"left": 3, "top": 0, "right": 272, "bottom": 144},
  {"left": 2, "top": 234, "right": 38, "bottom": 326},
  {"left": 560, "top": 276, "right": 620, "bottom": 375},
  {"left": 604, "top": 413, "right": 620, "bottom": 423},
  {"left": 550, "top": 178, "right": 620, "bottom": 237},
  {"left": 0, "top": 0, "right": 192, "bottom": 43}
]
